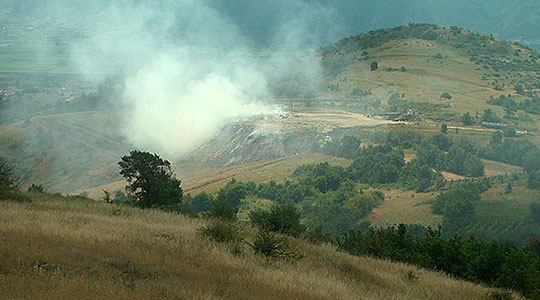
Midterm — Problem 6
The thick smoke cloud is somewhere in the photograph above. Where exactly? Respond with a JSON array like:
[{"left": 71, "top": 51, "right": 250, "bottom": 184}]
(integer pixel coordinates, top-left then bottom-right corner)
[{"left": 65, "top": 0, "right": 340, "bottom": 157}]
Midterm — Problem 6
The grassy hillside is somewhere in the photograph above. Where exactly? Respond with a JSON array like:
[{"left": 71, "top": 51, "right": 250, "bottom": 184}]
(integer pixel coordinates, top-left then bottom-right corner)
[
  {"left": 315, "top": 25, "right": 540, "bottom": 126},
  {"left": 0, "top": 111, "right": 130, "bottom": 192},
  {"left": 0, "top": 193, "right": 516, "bottom": 300}
]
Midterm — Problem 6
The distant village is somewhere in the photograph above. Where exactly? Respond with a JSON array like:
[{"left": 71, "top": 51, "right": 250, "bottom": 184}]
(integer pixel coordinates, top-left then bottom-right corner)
[{"left": 0, "top": 83, "right": 95, "bottom": 103}]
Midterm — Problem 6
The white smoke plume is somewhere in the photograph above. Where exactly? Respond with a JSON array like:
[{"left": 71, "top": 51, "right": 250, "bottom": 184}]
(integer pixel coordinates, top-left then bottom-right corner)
[{"left": 67, "top": 0, "right": 340, "bottom": 158}]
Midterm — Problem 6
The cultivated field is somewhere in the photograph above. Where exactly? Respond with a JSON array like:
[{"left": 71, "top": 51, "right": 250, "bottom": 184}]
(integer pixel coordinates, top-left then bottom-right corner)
[{"left": 363, "top": 190, "right": 442, "bottom": 228}]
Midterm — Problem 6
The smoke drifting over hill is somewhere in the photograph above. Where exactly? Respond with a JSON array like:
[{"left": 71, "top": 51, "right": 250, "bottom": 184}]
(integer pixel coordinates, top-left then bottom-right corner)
[{"left": 61, "top": 0, "right": 338, "bottom": 157}]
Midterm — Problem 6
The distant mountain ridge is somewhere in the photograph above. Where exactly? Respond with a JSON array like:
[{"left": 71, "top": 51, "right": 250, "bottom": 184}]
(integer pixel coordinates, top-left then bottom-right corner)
[
  {"left": 1, "top": 0, "right": 539, "bottom": 50},
  {"left": 205, "top": 0, "right": 540, "bottom": 49}
]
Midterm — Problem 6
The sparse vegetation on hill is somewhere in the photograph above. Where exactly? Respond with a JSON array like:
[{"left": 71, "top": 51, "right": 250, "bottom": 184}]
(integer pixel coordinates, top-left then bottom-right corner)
[{"left": 310, "top": 23, "right": 540, "bottom": 127}]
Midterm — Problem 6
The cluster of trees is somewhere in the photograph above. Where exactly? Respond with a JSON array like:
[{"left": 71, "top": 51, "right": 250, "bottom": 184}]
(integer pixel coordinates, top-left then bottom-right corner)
[
  {"left": 220, "top": 173, "right": 384, "bottom": 236},
  {"left": 432, "top": 180, "right": 491, "bottom": 234},
  {"left": 515, "top": 83, "right": 540, "bottom": 98},
  {"left": 387, "top": 92, "right": 408, "bottom": 113},
  {"left": 322, "top": 135, "right": 485, "bottom": 189},
  {"left": 322, "top": 131, "right": 536, "bottom": 188},
  {"left": 481, "top": 108, "right": 503, "bottom": 123},
  {"left": 488, "top": 94, "right": 540, "bottom": 115},
  {"left": 320, "top": 136, "right": 363, "bottom": 159},
  {"left": 108, "top": 149, "right": 540, "bottom": 296},
  {"left": 323, "top": 141, "right": 441, "bottom": 192},
  {"left": 347, "top": 144, "right": 406, "bottom": 184},
  {"left": 519, "top": 96, "right": 540, "bottom": 114},
  {"left": 416, "top": 139, "right": 485, "bottom": 177},
  {"left": 336, "top": 224, "right": 540, "bottom": 298},
  {"left": 385, "top": 129, "right": 540, "bottom": 179},
  {"left": 487, "top": 95, "right": 518, "bottom": 118},
  {"left": 479, "top": 133, "right": 540, "bottom": 173},
  {"left": 460, "top": 108, "right": 505, "bottom": 125},
  {"left": 156, "top": 161, "right": 384, "bottom": 237},
  {"left": 299, "top": 181, "right": 384, "bottom": 236}
]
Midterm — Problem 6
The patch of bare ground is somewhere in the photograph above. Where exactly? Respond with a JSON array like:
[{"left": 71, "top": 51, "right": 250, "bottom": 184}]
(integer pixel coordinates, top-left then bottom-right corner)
[{"left": 364, "top": 190, "right": 442, "bottom": 228}]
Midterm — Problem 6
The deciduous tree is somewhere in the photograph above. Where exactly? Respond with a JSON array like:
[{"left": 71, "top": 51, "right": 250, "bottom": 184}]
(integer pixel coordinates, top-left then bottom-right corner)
[{"left": 118, "top": 150, "right": 183, "bottom": 209}]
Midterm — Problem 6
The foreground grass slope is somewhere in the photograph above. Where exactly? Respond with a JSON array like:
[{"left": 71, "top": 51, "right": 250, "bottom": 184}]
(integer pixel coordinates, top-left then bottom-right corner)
[{"left": 0, "top": 193, "right": 511, "bottom": 300}]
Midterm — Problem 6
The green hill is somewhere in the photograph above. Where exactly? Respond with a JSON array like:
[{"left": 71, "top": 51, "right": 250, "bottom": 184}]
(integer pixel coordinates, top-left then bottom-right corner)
[{"left": 309, "top": 24, "right": 540, "bottom": 127}]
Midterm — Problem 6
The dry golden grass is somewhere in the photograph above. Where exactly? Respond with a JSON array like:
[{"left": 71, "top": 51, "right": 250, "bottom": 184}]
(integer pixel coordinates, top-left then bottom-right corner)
[
  {"left": 323, "top": 38, "right": 502, "bottom": 115},
  {"left": 0, "top": 193, "right": 513, "bottom": 300},
  {"left": 363, "top": 190, "right": 442, "bottom": 228},
  {"left": 440, "top": 171, "right": 468, "bottom": 181}
]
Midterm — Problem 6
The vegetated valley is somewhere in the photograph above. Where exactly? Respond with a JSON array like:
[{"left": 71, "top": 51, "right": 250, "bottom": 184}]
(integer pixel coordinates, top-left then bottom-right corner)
[{"left": 1, "top": 8, "right": 540, "bottom": 300}]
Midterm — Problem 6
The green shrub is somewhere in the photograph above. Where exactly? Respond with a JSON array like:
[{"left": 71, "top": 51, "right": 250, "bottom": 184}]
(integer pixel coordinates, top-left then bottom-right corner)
[
  {"left": 250, "top": 230, "right": 302, "bottom": 261},
  {"left": 249, "top": 204, "right": 305, "bottom": 237},
  {"left": 207, "top": 200, "right": 239, "bottom": 221},
  {"left": 199, "top": 221, "right": 243, "bottom": 244},
  {"left": 440, "top": 92, "right": 453, "bottom": 100},
  {"left": 303, "top": 226, "right": 333, "bottom": 244},
  {"left": 182, "top": 192, "right": 213, "bottom": 214},
  {"left": 441, "top": 123, "right": 448, "bottom": 134},
  {"left": 461, "top": 112, "right": 473, "bottom": 125},
  {"left": 217, "top": 179, "right": 247, "bottom": 207},
  {"left": 113, "top": 190, "right": 136, "bottom": 205},
  {"left": 527, "top": 171, "right": 540, "bottom": 190},
  {"left": 102, "top": 190, "right": 112, "bottom": 203},
  {"left": 531, "top": 203, "right": 540, "bottom": 224},
  {"left": 27, "top": 183, "right": 46, "bottom": 193},
  {"left": 503, "top": 127, "right": 516, "bottom": 137}
]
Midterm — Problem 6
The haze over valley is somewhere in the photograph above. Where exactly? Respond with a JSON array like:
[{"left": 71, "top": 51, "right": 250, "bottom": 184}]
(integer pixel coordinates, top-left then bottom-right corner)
[{"left": 1, "top": 1, "right": 540, "bottom": 299}]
